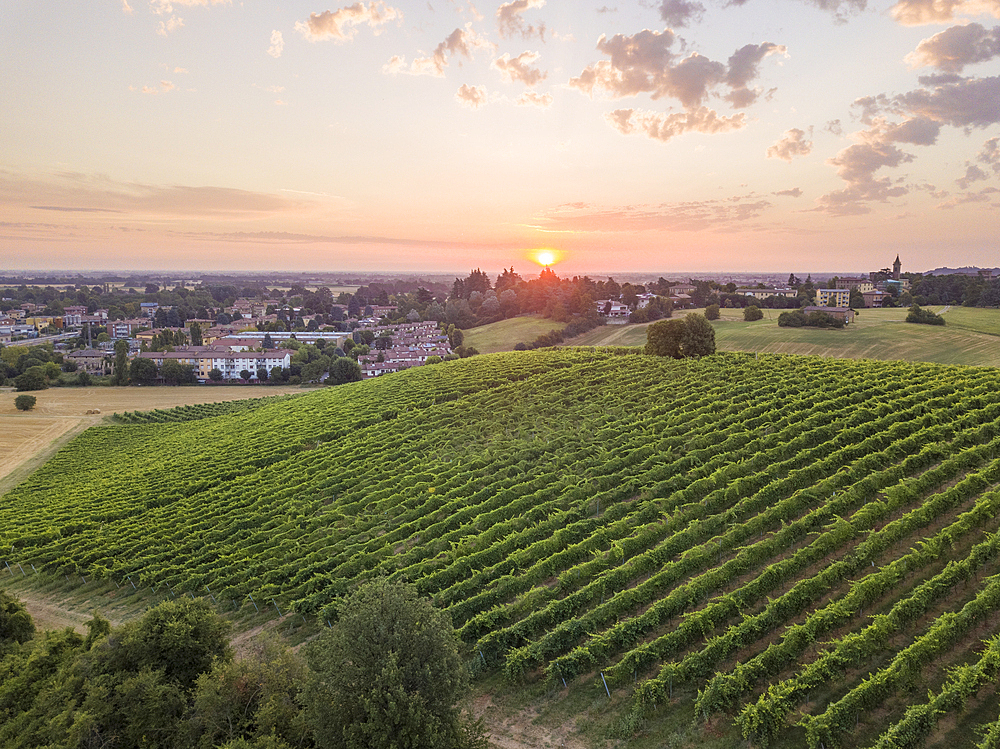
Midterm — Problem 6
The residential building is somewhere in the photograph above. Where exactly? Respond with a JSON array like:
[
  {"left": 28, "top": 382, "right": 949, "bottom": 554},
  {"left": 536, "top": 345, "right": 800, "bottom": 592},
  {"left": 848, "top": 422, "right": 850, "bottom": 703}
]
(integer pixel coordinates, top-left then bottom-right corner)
[
  {"left": 835, "top": 277, "right": 874, "bottom": 293},
  {"left": 862, "top": 289, "right": 889, "bottom": 308},
  {"left": 736, "top": 287, "right": 798, "bottom": 300},
  {"left": 816, "top": 288, "right": 851, "bottom": 308}
]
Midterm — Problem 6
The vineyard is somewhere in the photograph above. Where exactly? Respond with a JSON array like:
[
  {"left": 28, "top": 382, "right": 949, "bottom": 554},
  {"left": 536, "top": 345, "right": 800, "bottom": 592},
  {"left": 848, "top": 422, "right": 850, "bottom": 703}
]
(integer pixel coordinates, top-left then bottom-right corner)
[{"left": 3, "top": 348, "right": 1000, "bottom": 747}]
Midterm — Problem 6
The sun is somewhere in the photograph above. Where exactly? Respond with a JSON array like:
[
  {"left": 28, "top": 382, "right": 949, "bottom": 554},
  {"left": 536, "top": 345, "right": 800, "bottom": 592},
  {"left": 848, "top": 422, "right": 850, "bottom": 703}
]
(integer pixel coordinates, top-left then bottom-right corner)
[{"left": 534, "top": 250, "right": 557, "bottom": 267}]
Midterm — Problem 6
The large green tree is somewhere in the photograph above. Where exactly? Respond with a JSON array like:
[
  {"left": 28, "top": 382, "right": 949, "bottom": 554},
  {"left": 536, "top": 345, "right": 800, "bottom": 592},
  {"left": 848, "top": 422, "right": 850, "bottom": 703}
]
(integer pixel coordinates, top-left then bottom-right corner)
[
  {"left": 327, "top": 357, "right": 362, "bottom": 386},
  {"left": 645, "top": 313, "right": 716, "bottom": 359},
  {"left": 303, "top": 580, "right": 485, "bottom": 749}
]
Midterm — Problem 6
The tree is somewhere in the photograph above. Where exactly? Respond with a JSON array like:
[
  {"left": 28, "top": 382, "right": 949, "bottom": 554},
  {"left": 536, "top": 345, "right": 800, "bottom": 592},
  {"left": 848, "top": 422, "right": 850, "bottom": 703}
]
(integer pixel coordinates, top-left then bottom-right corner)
[
  {"left": 13, "top": 369, "right": 47, "bottom": 392},
  {"left": 645, "top": 314, "right": 716, "bottom": 359},
  {"left": 303, "top": 580, "right": 486, "bottom": 749},
  {"left": 113, "top": 338, "right": 129, "bottom": 385},
  {"left": 744, "top": 305, "right": 764, "bottom": 321},
  {"left": 14, "top": 394, "right": 38, "bottom": 411},
  {"left": 189, "top": 322, "right": 203, "bottom": 346},
  {"left": 130, "top": 356, "right": 158, "bottom": 385},
  {"left": 645, "top": 319, "right": 686, "bottom": 358},
  {"left": 327, "top": 357, "right": 362, "bottom": 386},
  {"left": 240, "top": 369, "right": 253, "bottom": 382},
  {"left": 0, "top": 589, "right": 35, "bottom": 650},
  {"left": 161, "top": 359, "right": 195, "bottom": 385},
  {"left": 256, "top": 366, "right": 269, "bottom": 382},
  {"left": 705, "top": 304, "right": 720, "bottom": 320},
  {"left": 209, "top": 368, "right": 224, "bottom": 382}
]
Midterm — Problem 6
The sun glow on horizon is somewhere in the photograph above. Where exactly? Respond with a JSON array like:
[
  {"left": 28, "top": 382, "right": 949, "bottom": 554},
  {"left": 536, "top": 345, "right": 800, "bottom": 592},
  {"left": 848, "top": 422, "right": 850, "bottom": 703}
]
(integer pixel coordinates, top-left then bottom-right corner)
[{"left": 533, "top": 249, "right": 558, "bottom": 267}]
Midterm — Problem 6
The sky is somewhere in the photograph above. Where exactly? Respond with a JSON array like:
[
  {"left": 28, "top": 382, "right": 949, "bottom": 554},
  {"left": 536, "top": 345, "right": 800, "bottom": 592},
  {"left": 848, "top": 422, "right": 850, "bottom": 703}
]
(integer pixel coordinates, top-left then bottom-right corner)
[{"left": 1, "top": 0, "right": 998, "bottom": 276}]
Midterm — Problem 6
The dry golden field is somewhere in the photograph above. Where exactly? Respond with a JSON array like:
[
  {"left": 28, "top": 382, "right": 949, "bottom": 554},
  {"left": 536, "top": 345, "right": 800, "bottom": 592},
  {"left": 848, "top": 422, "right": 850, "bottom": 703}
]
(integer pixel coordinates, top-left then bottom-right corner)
[{"left": 0, "top": 385, "right": 303, "bottom": 493}]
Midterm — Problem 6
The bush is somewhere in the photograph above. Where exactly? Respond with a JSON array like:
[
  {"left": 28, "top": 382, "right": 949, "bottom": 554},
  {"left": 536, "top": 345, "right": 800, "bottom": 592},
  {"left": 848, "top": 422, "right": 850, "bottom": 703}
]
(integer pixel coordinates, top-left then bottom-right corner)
[
  {"left": 704, "top": 304, "right": 720, "bottom": 321},
  {"left": 744, "top": 305, "right": 763, "bottom": 321},
  {"left": 906, "top": 304, "right": 946, "bottom": 325},
  {"left": 778, "top": 310, "right": 844, "bottom": 329},
  {"left": 15, "top": 395, "right": 37, "bottom": 411}
]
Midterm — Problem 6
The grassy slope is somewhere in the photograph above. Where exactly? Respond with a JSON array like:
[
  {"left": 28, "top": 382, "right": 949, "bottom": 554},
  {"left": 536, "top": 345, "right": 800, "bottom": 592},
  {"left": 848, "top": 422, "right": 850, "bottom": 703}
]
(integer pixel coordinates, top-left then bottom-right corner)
[
  {"left": 462, "top": 314, "right": 567, "bottom": 353},
  {"left": 5, "top": 349, "right": 1000, "bottom": 748}
]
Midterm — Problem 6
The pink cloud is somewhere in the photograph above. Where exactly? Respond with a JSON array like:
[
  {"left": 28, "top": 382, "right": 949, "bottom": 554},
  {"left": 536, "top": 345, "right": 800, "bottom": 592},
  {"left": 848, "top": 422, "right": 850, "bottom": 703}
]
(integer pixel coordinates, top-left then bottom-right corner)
[
  {"left": 766, "top": 128, "right": 813, "bottom": 161},
  {"left": 455, "top": 83, "right": 489, "bottom": 108},
  {"left": 605, "top": 107, "right": 746, "bottom": 142},
  {"left": 492, "top": 51, "right": 546, "bottom": 86},
  {"left": 496, "top": 0, "right": 546, "bottom": 40},
  {"left": 907, "top": 23, "right": 1000, "bottom": 72},
  {"left": 295, "top": 2, "right": 401, "bottom": 42}
]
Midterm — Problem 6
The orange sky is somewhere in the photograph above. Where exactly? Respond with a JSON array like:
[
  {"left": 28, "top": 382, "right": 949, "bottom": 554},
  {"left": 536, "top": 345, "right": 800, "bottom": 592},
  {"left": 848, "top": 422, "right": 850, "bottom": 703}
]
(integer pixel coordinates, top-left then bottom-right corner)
[{"left": 2, "top": 1, "right": 998, "bottom": 273}]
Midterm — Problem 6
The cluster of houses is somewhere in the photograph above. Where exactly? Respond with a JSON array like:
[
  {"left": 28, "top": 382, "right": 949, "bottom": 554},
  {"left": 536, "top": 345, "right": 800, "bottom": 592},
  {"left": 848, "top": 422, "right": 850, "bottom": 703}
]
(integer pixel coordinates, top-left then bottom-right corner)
[
  {"left": 64, "top": 319, "right": 451, "bottom": 383},
  {"left": 595, "top": 283, "right": 696, "bottom": 322}
]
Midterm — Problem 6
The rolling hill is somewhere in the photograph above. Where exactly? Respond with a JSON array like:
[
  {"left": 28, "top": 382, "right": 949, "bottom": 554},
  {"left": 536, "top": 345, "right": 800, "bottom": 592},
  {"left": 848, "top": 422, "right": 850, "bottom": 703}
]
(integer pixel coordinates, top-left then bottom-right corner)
[{"left": 3, "top": 348, "right": 1000, "bottom": 747}]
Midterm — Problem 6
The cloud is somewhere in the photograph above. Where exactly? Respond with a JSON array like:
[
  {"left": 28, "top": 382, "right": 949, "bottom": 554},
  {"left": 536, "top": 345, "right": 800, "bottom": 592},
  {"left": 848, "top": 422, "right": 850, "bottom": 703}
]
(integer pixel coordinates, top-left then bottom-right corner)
[
  {"left": 173, "top": 67, "right": 189, "bottom": 73},
  {"left": 816, "top": 74, "right": 1000, "bottom": 215},
  {"left": 774, "top": 187, "right": 804, "bottom": 197},
  {"left": 825, "top": 119, "right": 843, "bottom": 136},
  {"left": 937, "top": 187, "right": 1000, "bottom": 208},
  {"left": 387, "top": 24, "right": 493, "bottom": 77},
  {"left": 907, "top": 23, "right": 1000, "bottom": 72},
  {"left": 150, "top": 0, "right": 230, "bottom": 10},
  {"left": 123, "top": 0, "right": 134, "bottom": 13},
  {"left": 455, "top": 83, "right": 489, "bottom": 108},
  {"left": 497, "top": 0, "right": 546, "bottom": 40},
  {"left": 957, "top": 163, "right": 989, "bottom": 187},
  {"left": 156, "top": 16, "right": 184, "bottom": 35},
  {"left": 568, "top": 30, "right": 784, "bottom": 110},
  {"left": 149, "top": 0, "right": 230, "bottom": 13},
  {"left": 534, "top": 195, "right": 772, "bottom": 232},
  {"left": 658, "top": 0, "right": 705, "bottom": 27},
  {"left": 815, "top": 136, "right": 913, "bottom": 215},
  {"left": 604, "top": 107, "right": 746, "bottom": 142},
  {"left": 31, "top": 206, "right": 122, "bottom": 213},
  {"left": 597, "top": 5, "right": 617, "bottom": 11},
  {"left": 767, "top": 128, "right": 813, "bottom": 161},
  {"left": 139, "top": 80, "right": 177, "bottom": 94},
  {"left": 890, "top": 0, "right": 1000, "bottom": 25},
  {"left": 979, "top": 135, "right": 1000, "bottom": 170},
  {"left": 892, "top": 75, "right": 1000, "bottom": 128},
  {"left": 725, "top": 42, "right": 788, "bottom": 108},
  {"left": 267, "top": 30, "right": 285, "bottom": 58},
  {"left": 516, "top": 90, "right": 552, "bottom": 106},
  {"left": 492, "top": 51, "right": 546, "bottom": 86},
  {"left": 295, "top": 2, "right": 401, "bottom": 42},
  {"left": 0, "top": 171, "right": 312, "bottom": 220}
]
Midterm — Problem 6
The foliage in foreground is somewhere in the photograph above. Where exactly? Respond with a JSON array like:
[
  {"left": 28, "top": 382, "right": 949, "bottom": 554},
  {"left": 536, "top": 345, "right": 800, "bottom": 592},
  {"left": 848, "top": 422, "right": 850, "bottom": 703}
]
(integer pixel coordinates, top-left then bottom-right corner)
[{"left": 0, "top": 581, "right": 478, "bottom": 749}]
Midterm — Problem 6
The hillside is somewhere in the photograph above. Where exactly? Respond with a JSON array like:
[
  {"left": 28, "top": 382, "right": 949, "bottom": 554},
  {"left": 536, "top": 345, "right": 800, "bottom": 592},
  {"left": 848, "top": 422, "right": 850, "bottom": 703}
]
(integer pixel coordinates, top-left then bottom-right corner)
[{"left": 4, "top": 348, "right": 1000, "bottom": 747}]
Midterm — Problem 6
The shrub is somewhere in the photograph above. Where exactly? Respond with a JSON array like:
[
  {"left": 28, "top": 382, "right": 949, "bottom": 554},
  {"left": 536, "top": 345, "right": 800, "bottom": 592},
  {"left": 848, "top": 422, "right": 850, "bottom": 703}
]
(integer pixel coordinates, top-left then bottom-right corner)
[
  {"left": 744, "top": 305, "right": 764, "bottom": 321},
  {"left": 906, "top": 304, "right": 946, "bottom": 326},
  {"left": 15, "top": 394, "right": 37, "bottom": 411},
  {"left": 705, "top": 304, "right": 720, "bottom": 321}
]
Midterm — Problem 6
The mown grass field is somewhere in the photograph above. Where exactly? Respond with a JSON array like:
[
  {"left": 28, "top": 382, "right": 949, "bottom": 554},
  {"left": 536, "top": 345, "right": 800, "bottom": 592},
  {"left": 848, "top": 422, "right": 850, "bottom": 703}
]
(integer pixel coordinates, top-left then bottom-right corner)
[
  {"left": 462, "top": 314, "right": 568, "bottom": 353},
  {"left": 4, "top": 348, "right": 1000, "bottom": 748},
  {"left": 563, "top": 306, "right": 1000, "bottom": 367}
]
